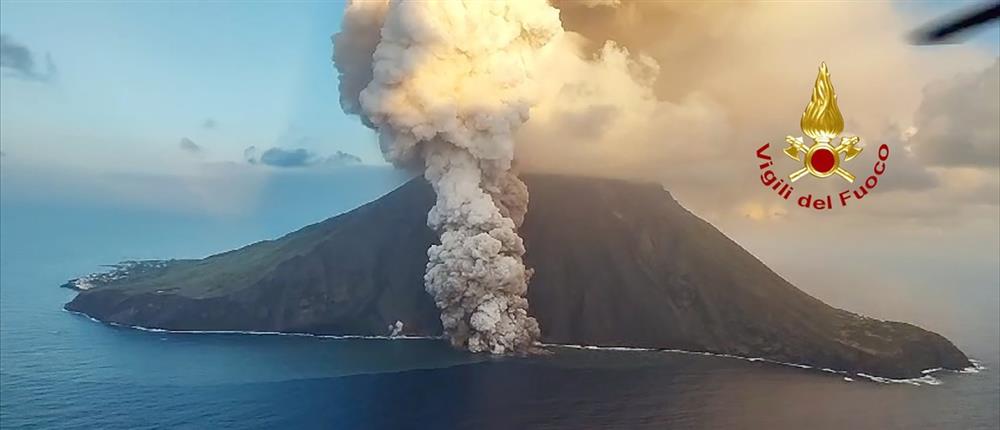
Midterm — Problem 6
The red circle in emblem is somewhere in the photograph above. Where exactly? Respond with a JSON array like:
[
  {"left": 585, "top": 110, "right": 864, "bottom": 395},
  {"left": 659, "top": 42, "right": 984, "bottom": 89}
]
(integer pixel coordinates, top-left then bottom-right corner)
[{"left": 810, "top": 148, "right": 836, "bottom": 173}]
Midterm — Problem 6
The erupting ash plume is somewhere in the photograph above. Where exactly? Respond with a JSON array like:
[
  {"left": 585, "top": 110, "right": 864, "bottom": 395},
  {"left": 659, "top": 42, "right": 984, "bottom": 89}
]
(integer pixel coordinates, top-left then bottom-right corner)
[{"left": 333, "top": 0, "right": 562, "bottom": 354}]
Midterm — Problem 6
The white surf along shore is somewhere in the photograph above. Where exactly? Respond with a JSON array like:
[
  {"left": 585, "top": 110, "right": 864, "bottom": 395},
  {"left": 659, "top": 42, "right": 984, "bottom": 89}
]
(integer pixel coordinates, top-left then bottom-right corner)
[
  {"left": 545, "top": 343, "right": 986, "bottom": 386},
  {"left": 65, "top": 309, "right": 985, "bottom": 386}
]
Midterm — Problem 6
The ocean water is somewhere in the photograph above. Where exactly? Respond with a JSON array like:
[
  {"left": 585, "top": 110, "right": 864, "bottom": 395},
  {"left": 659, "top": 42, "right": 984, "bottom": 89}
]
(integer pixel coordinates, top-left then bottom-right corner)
[{"left": 1, "top": 175, "right": 998, "bottom": 429}]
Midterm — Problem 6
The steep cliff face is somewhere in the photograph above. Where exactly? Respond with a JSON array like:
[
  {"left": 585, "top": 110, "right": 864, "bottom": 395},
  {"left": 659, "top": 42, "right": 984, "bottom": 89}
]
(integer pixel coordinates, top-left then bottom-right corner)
[{"left": 64, "top": 174, "right": 970, "bottom": 378}]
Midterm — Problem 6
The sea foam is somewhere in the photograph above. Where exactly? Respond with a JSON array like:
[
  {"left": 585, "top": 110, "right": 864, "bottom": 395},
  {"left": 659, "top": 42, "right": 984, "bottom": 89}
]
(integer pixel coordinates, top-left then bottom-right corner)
[
  {"left": 543, "top": 343, "right": 980, "bottom": 386},
  {"left": 65, "top": 309, "right": 984, "bottom": 385}
]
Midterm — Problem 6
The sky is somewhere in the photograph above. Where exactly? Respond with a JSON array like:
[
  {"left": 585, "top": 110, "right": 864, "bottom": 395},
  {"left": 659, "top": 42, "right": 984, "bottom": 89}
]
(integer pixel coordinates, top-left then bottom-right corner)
[
  {"left": 0, "top": 1, "right": 995, "bottom": 171},
  {"left": 0, "top": 1, "right": 381, "bottom": 171},
  {"left": 1, "top": 1, "right": 998, "bottom": 339}
]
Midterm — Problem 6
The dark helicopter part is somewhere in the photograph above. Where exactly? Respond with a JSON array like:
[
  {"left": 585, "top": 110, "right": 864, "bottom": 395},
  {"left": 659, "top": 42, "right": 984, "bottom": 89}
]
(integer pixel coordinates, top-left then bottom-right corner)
[{"left": 911, "top": 1, "right": 1000, "bottom": 44}]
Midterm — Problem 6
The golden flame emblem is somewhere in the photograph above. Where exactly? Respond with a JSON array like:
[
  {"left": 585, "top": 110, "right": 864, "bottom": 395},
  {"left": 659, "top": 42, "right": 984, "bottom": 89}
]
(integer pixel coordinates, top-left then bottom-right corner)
[{"left": 783, "top": 62, "right": 862, "bottom": 182}]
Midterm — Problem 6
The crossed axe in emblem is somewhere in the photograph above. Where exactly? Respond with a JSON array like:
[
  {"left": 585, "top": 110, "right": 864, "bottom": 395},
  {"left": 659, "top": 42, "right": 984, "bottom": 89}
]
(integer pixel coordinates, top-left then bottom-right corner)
[{"left": 783, "top": 135, "right": 863, "bottom": 183}]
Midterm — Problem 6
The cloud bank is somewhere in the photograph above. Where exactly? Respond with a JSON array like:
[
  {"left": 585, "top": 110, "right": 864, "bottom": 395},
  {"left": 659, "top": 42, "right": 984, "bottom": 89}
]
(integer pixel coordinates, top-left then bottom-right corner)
[
  {"left": 179, "top": 137, "right": 202, "bottom": 153},
  {"left": 502, "top": 1, "right": 998, "bottom": 228},
  {"left": 0, "top": 34, "right": 57, "bottom": 82},
  {"left": 910, "top": 59, "right": 999, "bottom": 168},
  {"left": 245, "top": 146, "right": 362, "bottom": 168}
]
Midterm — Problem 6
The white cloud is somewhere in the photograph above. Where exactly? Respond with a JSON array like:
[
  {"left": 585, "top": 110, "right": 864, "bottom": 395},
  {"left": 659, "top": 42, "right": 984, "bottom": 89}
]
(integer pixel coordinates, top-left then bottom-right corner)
[{"left": 910, "top": 58, "right": 1000, "bottom": 168}]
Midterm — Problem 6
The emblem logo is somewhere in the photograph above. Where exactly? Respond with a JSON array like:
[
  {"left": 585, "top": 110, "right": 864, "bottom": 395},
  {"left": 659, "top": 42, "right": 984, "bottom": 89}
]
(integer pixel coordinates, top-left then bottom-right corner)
[
  {"left": 754, "top": 62, "right": 891, "bottom": 211},
  {"left": 782, "top": 62, "right": 863, "bottom": 183}
]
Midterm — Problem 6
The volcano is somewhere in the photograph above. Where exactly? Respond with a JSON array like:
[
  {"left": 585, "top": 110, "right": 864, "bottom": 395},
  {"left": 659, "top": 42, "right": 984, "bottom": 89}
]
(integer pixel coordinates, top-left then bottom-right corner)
[{"left": 63, "top": 174, "right": 970, "bottom": 378}]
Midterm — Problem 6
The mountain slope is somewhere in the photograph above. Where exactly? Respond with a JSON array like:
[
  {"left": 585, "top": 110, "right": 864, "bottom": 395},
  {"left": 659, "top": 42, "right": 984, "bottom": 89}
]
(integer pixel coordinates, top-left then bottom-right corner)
[{"left": 64, "top": 174, "right": 970, "bottom": 378}]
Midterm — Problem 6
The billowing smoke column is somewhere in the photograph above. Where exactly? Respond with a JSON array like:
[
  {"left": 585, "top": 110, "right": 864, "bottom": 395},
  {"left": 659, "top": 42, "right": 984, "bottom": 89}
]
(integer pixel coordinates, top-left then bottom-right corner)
[{"left": 333, "top": 1, "right": 562, "bottom": 354}]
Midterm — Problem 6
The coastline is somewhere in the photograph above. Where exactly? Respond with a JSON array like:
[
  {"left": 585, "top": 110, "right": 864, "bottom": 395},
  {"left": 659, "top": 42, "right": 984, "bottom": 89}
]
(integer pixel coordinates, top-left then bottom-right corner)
[{"left": 64, "top": 308, "right": 986, "bottom": 386}]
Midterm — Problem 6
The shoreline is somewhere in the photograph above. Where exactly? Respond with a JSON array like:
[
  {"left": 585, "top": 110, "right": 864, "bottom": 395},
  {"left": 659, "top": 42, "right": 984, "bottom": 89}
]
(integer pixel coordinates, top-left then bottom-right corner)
[
  {"left": 64, "top": 308, "right": 986, "bottom": 386},
  {"left": 544, "top": 343, "right": 986, "bottom": 386},
  {"left": 63, "top": 308, "right": 443, "bottom": 341}
]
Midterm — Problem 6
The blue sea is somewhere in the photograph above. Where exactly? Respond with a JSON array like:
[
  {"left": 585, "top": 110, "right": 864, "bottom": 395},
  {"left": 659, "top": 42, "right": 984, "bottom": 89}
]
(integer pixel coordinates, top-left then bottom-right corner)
[{"left": 1, "top": 168, "right": 998, "bottom": 429}]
